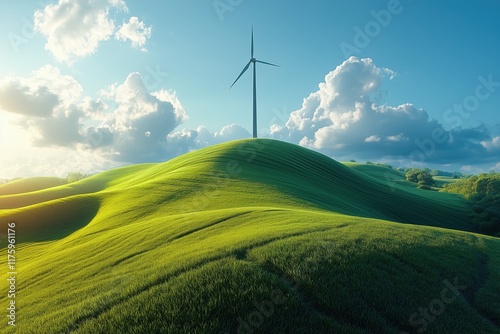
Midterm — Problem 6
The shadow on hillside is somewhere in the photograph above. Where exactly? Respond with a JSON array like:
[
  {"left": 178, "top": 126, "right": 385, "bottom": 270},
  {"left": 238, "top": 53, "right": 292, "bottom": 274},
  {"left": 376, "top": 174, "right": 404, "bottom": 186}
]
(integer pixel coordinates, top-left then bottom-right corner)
[
  {"left": 0, "top": 177, "right": 108, "bottom": 210},
  {"left": 0, "top": 195, "right": 100, "bottom": 243},
  {"left": 210, "top": 139, "right": 477, "bottom": 234}
]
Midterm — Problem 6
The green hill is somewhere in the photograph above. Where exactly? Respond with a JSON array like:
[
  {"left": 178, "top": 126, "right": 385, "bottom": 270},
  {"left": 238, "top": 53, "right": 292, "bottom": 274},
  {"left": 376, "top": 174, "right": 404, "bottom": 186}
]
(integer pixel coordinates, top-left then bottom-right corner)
[
  {"left": 0, "top": 139, "right": 498, "bottom": 333},
  {"left": 0, "top": 177, "right": 67, "bottom": 196}
]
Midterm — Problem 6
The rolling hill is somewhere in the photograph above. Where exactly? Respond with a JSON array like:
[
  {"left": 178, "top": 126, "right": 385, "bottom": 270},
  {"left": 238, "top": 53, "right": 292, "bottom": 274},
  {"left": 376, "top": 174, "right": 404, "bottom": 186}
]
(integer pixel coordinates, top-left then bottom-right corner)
[
  {"left": 0, "top": 177, "right": 67, "bottom": 196},
  {"left": 0, "top": 138, "right": 498, "bottom": 333}
]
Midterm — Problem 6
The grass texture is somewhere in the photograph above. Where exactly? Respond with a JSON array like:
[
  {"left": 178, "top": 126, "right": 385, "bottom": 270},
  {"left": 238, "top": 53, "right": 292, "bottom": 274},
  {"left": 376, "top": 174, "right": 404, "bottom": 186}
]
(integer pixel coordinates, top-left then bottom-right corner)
[{"left": 0, "top": 139, "right": 498, "bottom": 333}]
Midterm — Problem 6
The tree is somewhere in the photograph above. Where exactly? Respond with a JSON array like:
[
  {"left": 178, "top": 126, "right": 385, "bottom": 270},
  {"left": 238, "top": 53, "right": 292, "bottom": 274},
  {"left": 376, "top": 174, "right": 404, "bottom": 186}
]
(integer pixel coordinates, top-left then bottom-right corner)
[
  {"left": 417, "top": 171, "right": 435, "bottom": 186},
  {"left": 406, "top": 168, "right": 435, "bottom": 187},
  {"left": 66, "top": 172, "right": 87, "bottom": 183},
  {"left": 441, "top": 174, "right": 500, "bottom": 236},
  {"left": 405, "top": 168, "right": 420, "bottom": 183}
]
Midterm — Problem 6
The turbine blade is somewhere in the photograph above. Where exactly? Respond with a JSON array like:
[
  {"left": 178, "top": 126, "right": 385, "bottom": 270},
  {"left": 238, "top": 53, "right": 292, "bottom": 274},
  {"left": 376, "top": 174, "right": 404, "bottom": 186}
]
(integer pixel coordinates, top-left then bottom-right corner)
[
  {"left": 230, "top": 61, "right": 251, "bottom": 89},
  {"left": 255, "top": 60, "right": 280, "bottom": 67},
  {"left": 251, "top": 27, "right": 254, "bottom": 58}
]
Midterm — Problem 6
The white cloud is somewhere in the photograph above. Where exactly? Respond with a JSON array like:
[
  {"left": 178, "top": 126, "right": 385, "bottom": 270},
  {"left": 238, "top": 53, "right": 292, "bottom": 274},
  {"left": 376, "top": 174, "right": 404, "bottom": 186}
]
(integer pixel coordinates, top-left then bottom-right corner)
[
  {"left": 386, "top": 133, "right": 408, "bottom": 142},
  {"left": 0, "top": 65, "right": 82, "bottom": 118},
  {"left": 0, "top": 65, "right": 87, "bottom": 147},
  {"left": 115, "top": 17, "right": 152, "bottom": 49},
  {"left": 0, "top": 66, "right": 188, "bottom": 164},
  {"left": 0, "top": 64, "right": 252, "bottom": 178},
  {"left": 365, "top": 135, "right": 381, "bottom": 143},
  {"left": 23, "top": 105, "right": 85, "bottom": 146},
  {"left": 28, "top": 65, "right": 84, "bottom": 105},
  {"left": 0, "top": 81, "right": 59, "bottom": 117},
  {"left": 270, "top": 57, "right": 499, "bottom": 165},
  {"left": 3, "top": 57, "right": 498, "bottom": 178},
  {"left": 80, "top": 72, "right": 188, "bottom": 162},
  {"left": 481, "top": 136, "right": 500, "bottom": 150},
  {"left": 34, "top": 0, "right": 127, "bottom": 63},
  {"left": 461, "top": 165, "right": 484, "bottom": 174},
  {"left": 166, "top": 124, "right": 250, "bottom": 156}
]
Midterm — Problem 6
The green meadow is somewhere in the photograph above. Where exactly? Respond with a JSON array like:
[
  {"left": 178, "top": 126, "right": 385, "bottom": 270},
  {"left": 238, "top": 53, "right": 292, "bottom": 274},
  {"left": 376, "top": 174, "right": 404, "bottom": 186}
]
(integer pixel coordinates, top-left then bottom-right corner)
[{"left": 1, "top": 139, "right": 499, "bottom": 333}]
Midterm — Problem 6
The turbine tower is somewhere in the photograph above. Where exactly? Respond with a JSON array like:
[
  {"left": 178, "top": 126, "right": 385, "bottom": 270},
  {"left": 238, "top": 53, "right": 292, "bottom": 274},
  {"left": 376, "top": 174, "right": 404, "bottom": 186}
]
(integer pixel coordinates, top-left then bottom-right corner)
[{"left": 230, "top": 27, "right": 279, "bottom": 138}]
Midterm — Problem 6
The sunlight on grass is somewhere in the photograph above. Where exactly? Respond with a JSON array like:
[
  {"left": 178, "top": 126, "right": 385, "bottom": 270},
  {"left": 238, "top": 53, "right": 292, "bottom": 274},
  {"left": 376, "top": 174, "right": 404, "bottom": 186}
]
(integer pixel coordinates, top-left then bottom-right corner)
[{"left": 0, "top": 139, "right": 498, "bottom": 333}]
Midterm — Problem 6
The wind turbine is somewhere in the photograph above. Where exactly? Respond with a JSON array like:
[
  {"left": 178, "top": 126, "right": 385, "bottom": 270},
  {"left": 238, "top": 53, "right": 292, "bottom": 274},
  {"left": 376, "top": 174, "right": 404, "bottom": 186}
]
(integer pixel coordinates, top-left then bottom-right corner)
[{"left": 230, "top": 27, "right": 279, "bottom": 138}]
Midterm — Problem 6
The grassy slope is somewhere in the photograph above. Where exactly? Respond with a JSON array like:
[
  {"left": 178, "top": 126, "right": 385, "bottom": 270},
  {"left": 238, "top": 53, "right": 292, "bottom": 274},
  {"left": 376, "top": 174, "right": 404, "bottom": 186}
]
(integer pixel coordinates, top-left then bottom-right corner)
[
  {"left": 0, "top": 139, "right": 498, "bottom": 334},
  {"left": 434, "top": 176, "right": 461, "bottom": 188},
  {"left": 0, "top": 177, "right": 67, "bottom": 196}
]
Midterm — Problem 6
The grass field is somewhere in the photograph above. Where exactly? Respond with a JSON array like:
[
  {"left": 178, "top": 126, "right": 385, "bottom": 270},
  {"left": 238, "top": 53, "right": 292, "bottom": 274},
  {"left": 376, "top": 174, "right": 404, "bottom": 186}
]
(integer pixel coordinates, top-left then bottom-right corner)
[
  {"left": 434, "top": 176, "right": 461, "bottom": 188},
  {"left": 0, "top": 139, "right": 498, "bottom": 333}
]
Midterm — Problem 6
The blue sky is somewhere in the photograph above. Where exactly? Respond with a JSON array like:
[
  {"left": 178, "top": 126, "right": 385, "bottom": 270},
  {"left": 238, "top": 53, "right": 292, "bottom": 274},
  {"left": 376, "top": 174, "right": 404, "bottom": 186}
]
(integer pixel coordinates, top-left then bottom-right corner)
[{"left": 0, "top": 0, "right": 499, "bottom": 178}]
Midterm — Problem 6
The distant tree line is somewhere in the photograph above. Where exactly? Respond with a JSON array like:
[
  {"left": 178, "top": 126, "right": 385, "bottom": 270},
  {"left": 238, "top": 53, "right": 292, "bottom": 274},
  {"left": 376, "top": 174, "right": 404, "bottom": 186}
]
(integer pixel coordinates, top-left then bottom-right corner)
[
  {"left": 365, "top": 161, "right": 394, "bottom": 169},
  {"left": 442, "top": 173, "right": 500, "bottom": 236},
  {"left": 0, "top": 177, "right": 22, "bottom": 185},
  {"left": 430, "top": 169, "right": 465, "bottom": 179}
]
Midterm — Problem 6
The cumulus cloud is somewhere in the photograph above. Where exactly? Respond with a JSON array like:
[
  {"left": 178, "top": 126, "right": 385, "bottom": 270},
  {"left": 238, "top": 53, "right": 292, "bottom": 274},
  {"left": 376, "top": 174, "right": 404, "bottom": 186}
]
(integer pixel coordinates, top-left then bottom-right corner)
[
  {"left": 0, "top": 65, "right": 88, "bottom": 147},
  {"left": 0, "top": 65, "right": 83, "bottom": 119},
  {"left": 78, "top": 72, "right": 187, "bottom": 162},
  {"left": 84, "top": 72, "right": 187, "bottom": 162},
  {"left": 115, "top": 16, "right": 152, "bottom": 49},
  {"left": 271, "top": 56, "right": 500, "bottom": 166},
  {"left": 3, "top": 57, "right": 497, "bottom": 178},
  {"left": 34, "top": 0, "right": 150, "bottom": 63},
  {"left": 0, "top": 65, "right": 246, "bottom": 169},
  {"left": 365, "top": 135, "right": 381, "bottom": 143},
  {"left": 19, "top": 105, "right": 83, "bottom": 147},
  {"left": 0, "top": 82, "right": 59, "bottom": 117},
  {"left": 482, "top": 136, "right": 500, "bottom": 150},
  {"left": 0, "top": 63, "right": 251, "bottom": 175},
  {"left": 34, "top": 0, "right": 127, "bottom": 63}
]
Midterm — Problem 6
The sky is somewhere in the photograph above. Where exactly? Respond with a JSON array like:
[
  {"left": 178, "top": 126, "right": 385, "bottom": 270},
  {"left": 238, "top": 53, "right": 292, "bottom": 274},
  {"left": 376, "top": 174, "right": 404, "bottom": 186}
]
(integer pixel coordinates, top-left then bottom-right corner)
[{"left": 0, "top": 0, "right": 499, "bottom": 179}]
